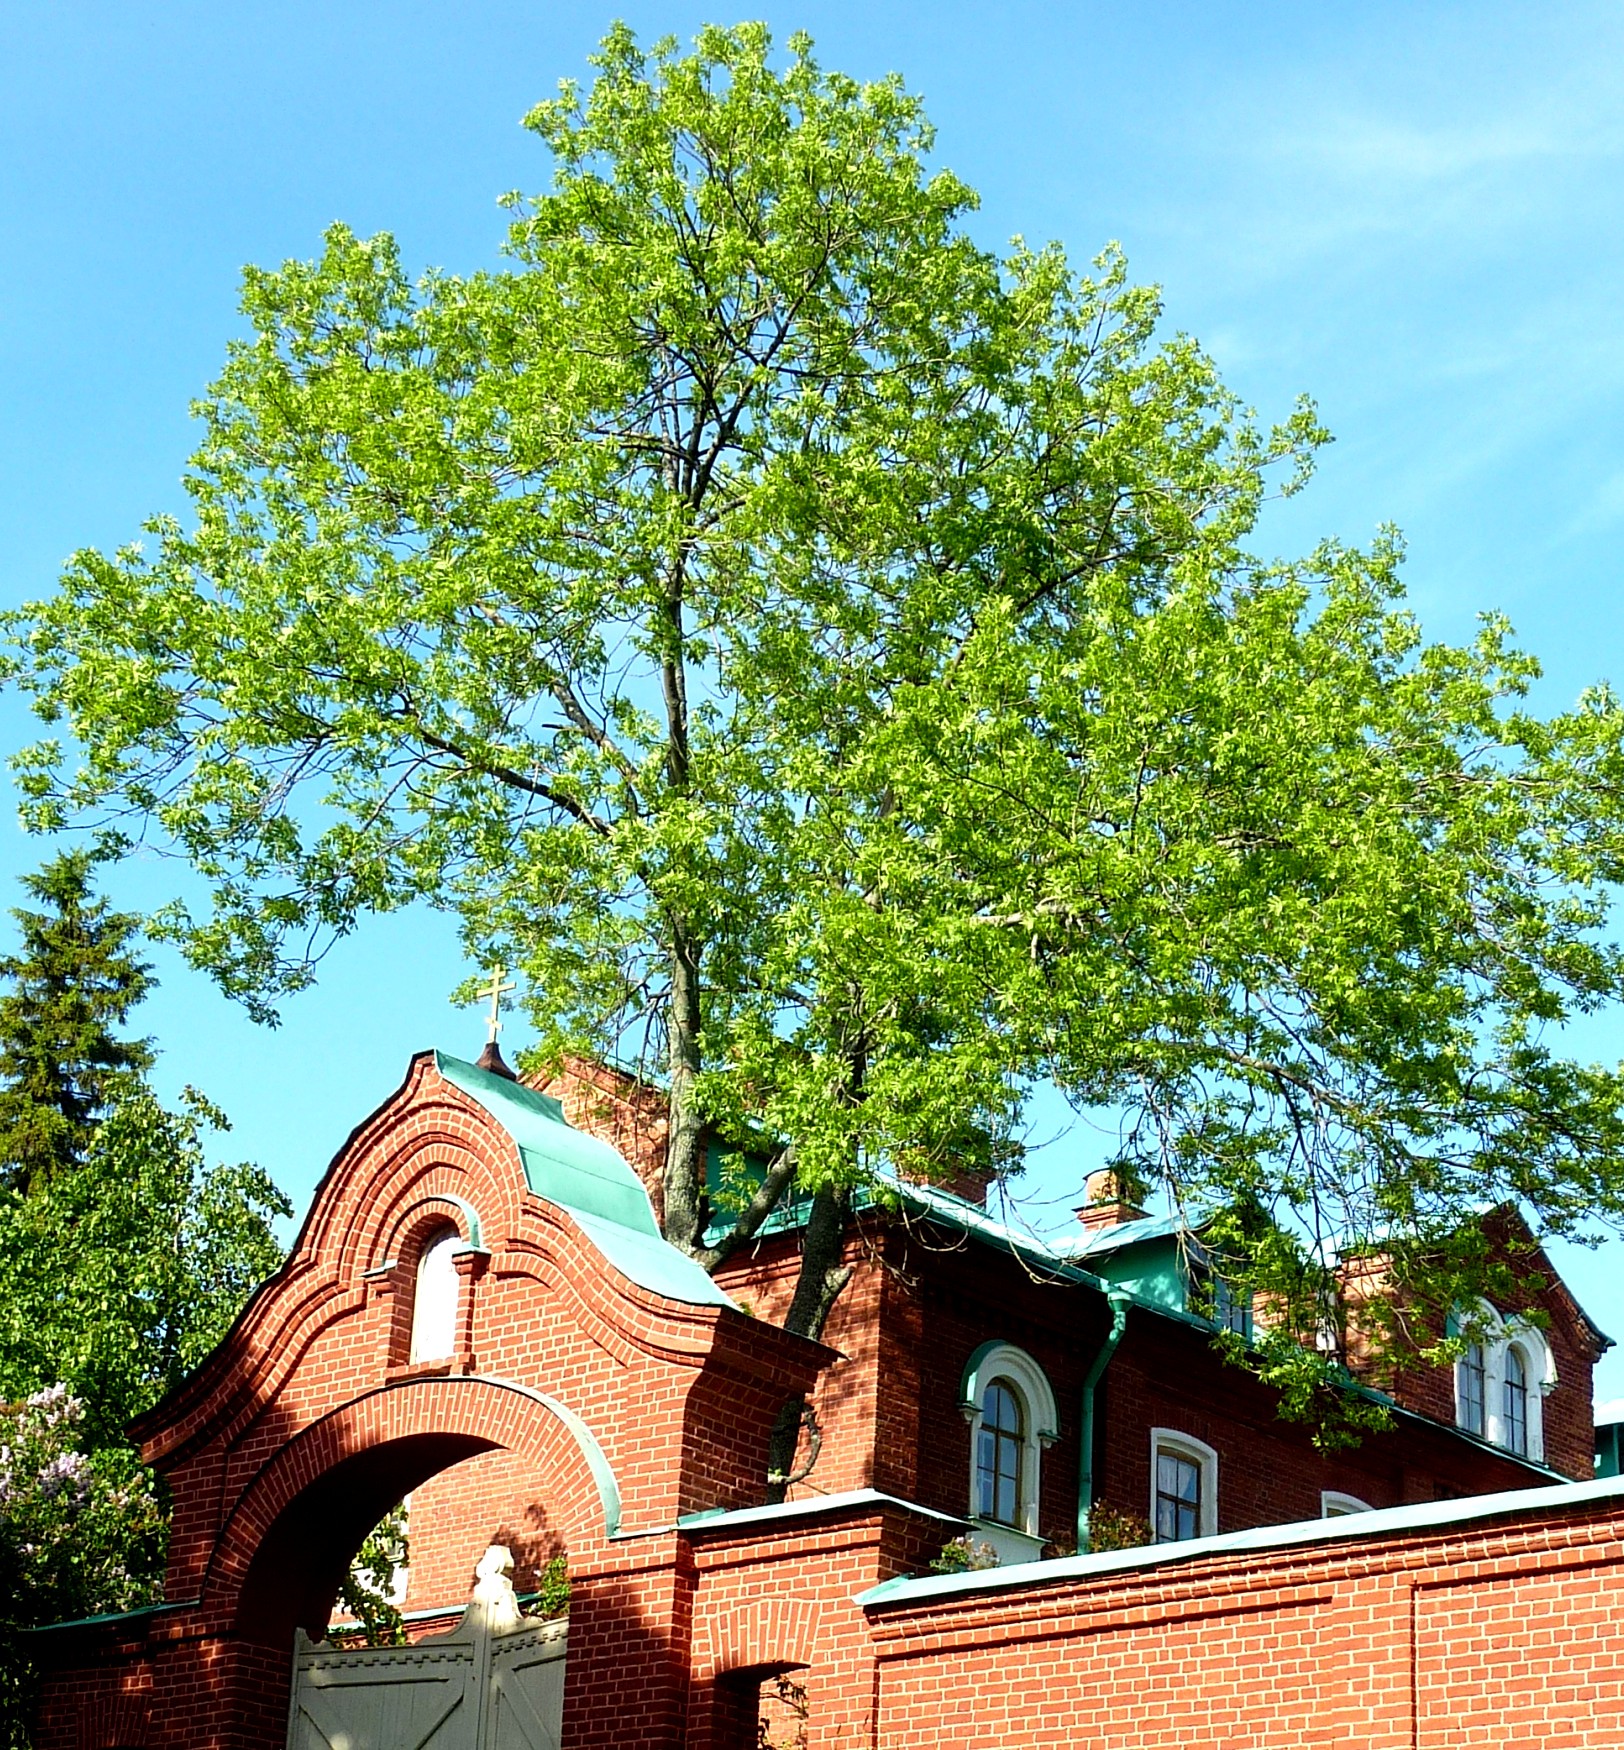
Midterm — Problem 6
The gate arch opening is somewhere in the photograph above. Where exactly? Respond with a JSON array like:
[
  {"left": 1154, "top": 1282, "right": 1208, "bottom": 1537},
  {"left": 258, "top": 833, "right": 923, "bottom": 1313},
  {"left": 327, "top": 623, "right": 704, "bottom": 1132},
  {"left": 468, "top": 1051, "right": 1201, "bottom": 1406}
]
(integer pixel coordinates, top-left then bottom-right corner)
[
  {"left": 208, "top": 1376, "right": 620, "bottom": 1650},
  {"left": 237, "top": 1432, "right": 495, "bottom": 1645}
]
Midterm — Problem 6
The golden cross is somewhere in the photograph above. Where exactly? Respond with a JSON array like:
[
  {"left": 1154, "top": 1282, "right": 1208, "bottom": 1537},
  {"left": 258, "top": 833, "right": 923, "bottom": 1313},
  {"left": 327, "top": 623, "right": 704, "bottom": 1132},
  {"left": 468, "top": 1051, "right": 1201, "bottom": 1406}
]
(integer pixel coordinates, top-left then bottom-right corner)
[{"left": 477, "top": 965, "right": 516, "bottom": 1044}]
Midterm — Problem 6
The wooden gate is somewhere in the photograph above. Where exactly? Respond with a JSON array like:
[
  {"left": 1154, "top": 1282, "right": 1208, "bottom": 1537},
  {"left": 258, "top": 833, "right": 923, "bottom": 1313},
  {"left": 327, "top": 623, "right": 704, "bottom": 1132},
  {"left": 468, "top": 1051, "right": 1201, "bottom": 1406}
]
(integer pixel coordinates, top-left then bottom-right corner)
[{"left": 287, "top": 1611, "right": 565, "bottom": 1750}]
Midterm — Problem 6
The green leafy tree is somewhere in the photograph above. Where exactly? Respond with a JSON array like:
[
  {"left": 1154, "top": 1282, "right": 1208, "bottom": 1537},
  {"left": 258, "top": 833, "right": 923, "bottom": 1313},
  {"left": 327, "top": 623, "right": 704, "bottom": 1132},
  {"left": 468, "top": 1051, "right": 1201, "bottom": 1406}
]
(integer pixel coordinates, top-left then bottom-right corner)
[
  {"left": 330, "top": 1505, "right": 409, "bottom": 1648},
  {"left": 0, "top": 24, "right": 1314, "bottom": 1339},
  {"left": 0, "top": 1082, "right": 289, "bottom": 1447},
  {"left": 0, "top": 849, "right": 153, "bottom": 1195},
  {"left": 0, "top": 855, "right": 289, "bottom": 1739},
  {"left": 868, "top": 537, "right": 1624, "bottom": 1418},
  {"left": 10, "top": 21, "right": 1624, "bottom": 1407}
]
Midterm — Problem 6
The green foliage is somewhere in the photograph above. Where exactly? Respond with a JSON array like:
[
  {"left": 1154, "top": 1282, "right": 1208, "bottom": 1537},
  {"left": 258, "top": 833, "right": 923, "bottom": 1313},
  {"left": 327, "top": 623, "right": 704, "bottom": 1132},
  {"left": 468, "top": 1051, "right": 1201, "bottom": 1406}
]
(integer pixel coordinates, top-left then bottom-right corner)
[
  {"left": 0, "top": 1083, "right": 287, "bottom": 1736},
  {"left": 331, "top": 1504, "right": 409, "bottom": 1648},
  {"left": 10, "top": 22, "right": 1624, "bottom": 1382},
  {"left": 0, "top": 23, "right": 1312, "bottom": 1284},
  {"left": 0, "top": 1082, "right": 290, "bottom": 1450},
  {"left": 0, "top": 855, "right": 288, "bottom": 1735},
  {"left": 757, "top": 1671, "right": 809, "bottom": 1750},
  {"left": 1081, "top": 1504, "right": 1152, "bottom": 1553},
  {"left": 0, "top": 849, "right": 153, "bottom": 1195},
  {"left": 928, "top": 1534, "right": 1000, "bottom": 1573},
  {"left": 527, "top": 1552, "right": 570, "bottom": 1619}
]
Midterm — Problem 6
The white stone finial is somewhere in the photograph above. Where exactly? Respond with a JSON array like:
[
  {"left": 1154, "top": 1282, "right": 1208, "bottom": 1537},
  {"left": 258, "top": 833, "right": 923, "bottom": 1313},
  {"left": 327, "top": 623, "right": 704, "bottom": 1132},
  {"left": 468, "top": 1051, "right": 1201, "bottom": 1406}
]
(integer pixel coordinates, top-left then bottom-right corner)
[{"left": 468, "top": 1543, "right": 521, "bottom": 1631}]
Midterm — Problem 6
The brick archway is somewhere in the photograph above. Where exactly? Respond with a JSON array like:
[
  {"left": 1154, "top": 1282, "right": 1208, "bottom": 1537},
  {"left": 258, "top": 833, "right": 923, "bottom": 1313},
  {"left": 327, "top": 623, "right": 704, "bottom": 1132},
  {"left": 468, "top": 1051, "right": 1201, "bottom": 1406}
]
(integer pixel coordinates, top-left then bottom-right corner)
[
  {"left": 28, "top": 1051, "right": 831, "bottom": 1750},
  {"left": 208, "top": 1373, "right": 619, "bottom": 1646}
]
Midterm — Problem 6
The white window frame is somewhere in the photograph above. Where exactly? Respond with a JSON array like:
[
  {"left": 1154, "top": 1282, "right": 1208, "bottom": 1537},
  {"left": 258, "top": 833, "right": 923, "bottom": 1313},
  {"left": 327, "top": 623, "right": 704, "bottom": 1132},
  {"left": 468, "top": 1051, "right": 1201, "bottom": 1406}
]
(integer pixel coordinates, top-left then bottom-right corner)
[
  {"left": 1321, "top": 1490, "right": 1372, "bottom": 1517},
  {"left": 1454, "top": 1300, "right": 1558, "bottom": 1462},
  {"left": 1149, "top": 1429, "right": 1218, "bottom": 1541},
  {"left": 959, "top": 1342, "right": 1058, "bottom": 1540}
]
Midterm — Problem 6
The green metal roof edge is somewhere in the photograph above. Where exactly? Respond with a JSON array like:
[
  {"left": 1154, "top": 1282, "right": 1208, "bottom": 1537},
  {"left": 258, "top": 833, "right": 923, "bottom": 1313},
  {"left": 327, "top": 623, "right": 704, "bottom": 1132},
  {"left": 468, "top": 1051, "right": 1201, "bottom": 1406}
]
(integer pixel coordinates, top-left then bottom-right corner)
[
  {"left": 857, "top": 1178, "right": 1576, "bottom": 1480},
  {"left": 858, "top": 1470, "right": 1624, "bottom": 1610},
  {"left": 435, "top": 1052, "right": 733, "bottom": 1310},
  {"left": 472, "top": 1374, "right": 624, "bottom": 1536},
  {"left": 23, "top": 1597, "right": 201, "bottom": 1637}
]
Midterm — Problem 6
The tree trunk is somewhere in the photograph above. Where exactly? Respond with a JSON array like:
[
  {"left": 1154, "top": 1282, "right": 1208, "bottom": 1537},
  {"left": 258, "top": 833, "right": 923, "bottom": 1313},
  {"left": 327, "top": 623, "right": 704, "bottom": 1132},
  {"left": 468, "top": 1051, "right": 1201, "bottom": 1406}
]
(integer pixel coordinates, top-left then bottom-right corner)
[
  {"left": 764, "top": 1183, "right": 854, "bottom": 1501},
  {"left": 780, "top": 1184, "right": 854, "bottom": 1341},
  {"left": 661, "top": 922, "right": 708, "bottom": 1256}
]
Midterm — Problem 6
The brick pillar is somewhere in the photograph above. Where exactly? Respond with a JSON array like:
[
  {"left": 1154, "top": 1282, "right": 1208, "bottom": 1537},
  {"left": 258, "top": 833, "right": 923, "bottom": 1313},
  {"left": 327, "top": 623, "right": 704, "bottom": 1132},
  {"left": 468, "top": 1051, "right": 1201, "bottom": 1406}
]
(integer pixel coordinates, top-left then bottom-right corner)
[
  {"left": 562, "top": 1539, "right": 697, "bottom": 1749},
  {"left": 365, "top": 1259, "right": 413, "bottom": 1369},
  {"left": 453, "top": 1247, "right": 490, "bottom": 1371}
]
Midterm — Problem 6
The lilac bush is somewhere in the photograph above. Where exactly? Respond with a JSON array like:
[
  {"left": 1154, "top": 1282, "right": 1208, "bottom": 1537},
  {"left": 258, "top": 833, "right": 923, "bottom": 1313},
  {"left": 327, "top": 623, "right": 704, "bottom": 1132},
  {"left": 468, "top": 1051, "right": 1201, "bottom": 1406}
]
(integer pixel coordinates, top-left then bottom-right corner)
[{"left": 0, "top": 1385, "right": 165, "bottom": 1746}]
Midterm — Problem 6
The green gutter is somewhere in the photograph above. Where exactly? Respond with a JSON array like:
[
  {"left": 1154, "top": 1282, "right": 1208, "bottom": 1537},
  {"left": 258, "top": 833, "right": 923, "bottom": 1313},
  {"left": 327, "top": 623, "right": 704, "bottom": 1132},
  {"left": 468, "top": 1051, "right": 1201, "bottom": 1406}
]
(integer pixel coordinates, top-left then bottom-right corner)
[{"left": 1077, "top": 1290, "right": 1131, "bottom": 1551}]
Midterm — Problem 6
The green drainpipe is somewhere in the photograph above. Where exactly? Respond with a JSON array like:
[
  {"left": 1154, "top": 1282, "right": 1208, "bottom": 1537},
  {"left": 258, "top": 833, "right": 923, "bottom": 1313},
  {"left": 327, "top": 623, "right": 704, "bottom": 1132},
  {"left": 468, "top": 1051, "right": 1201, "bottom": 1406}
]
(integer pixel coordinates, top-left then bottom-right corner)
[{"left": 1077, "top": 1291, "right": 1131, "bottom": 1552}]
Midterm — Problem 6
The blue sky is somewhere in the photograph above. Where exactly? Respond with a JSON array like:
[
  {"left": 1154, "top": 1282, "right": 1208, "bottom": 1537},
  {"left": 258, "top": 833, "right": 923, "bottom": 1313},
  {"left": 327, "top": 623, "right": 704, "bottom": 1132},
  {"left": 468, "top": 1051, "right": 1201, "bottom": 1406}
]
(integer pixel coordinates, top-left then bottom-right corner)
[{"left": 6, "top": 4, "right": 1624, "bottom": 1394}]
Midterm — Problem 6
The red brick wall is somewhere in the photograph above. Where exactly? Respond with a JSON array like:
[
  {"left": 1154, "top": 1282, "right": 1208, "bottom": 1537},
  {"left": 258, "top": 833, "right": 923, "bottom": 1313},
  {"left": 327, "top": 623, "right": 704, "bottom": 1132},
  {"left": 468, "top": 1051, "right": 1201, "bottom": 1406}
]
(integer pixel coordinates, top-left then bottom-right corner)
[
  {"left": 399, "top": 1445, "right": 565, "bottom": 1610},
  {"left": 33, "top": 1052, "right": 827, "bottom": 1750},
  {"left": 32, "top": 1052, "right": 1619, "bottom": 1750},
  {"left": 716, "top": 1214, "right": 1559, "bottom": 1556},
  {"left": 1343, "top": 1210, "right": 1600, "bottom": 1482},
  {"left": 865, "top": 1493, "right": 1624, "bottom": 1749}
]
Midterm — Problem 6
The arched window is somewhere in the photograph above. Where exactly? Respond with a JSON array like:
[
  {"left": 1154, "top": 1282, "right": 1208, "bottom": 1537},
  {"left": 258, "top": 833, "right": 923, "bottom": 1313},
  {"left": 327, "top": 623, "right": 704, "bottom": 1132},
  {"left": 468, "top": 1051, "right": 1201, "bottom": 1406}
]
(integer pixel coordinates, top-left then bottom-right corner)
[
  {"left": 1458, "top": 1340, "right": 1487, "bottom": 1437},
  {"left": 959, "top": 1342, "right": 1058, "bottom": 1548},
  {"left": 1149, "top": 1430, "right": 1218, "bottom": 1541},
  {"left": 408, "top": 1225, "right": 462, "bottom": 1363},
  {"left": 976, "top": 1382, "right": 1025, "bottom": 1526},
  {"left": 1453, "top": 1301, "right": 1557, "bottom": 1463},
  {"left": 1321, "top": 1490, "right": 1373, "bottom": 1517},
  {"left": 1503, "top": 1345, "right": 1529, "bottom": 1455}
]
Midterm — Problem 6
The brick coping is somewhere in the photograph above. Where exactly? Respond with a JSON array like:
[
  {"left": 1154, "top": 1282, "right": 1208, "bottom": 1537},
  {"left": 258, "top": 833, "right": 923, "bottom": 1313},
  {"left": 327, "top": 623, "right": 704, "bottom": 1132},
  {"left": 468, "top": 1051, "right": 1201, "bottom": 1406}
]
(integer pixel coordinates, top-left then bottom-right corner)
[{"left": 858, "top": 1469, "right": 1624, "bottom": 1608}]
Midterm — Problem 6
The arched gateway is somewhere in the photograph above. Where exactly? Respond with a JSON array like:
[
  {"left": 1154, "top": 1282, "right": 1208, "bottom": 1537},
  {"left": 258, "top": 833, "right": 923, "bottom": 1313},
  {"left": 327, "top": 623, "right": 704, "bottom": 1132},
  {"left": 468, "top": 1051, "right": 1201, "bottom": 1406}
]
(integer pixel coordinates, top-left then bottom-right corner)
[{"left": 30, "top": 1051, "right": 838, "bottom": 1750}]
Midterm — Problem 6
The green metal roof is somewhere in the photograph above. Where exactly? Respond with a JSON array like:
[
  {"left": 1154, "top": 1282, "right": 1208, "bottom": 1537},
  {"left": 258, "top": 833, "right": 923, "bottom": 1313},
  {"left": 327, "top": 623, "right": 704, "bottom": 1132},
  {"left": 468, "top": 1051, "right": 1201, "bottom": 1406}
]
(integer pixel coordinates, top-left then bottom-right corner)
[{"left": 435, "top": 1051, "right": 734, "bottom": 1310}]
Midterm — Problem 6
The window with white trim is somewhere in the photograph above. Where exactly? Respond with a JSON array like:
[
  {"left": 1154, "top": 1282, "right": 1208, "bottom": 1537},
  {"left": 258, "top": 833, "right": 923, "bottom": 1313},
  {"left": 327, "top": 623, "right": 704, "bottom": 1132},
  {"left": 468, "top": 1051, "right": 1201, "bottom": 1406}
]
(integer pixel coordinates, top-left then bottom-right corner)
[
  {"left": 408, "top": 1225, "right": 462, "bottom": 1362},
  {"left": 976, "top": 1380, "right": 1025, "bottom": 1525},
  {"left": 1453, "top": 1301, "right": 1556, "bottom": 1462},
  {"left": 1503, "top": 1345, "right": 1529, "bottom": 1456},
  {"left": 1149, "top": 1429, "right": 1218, "bottom": 1541},
  {"left": 1458, "top": 1340, "right": 1486, "bottom": 1437},
  {"left": 959, "top": 1342, "right": 1058, "bottom": 1539},
  {"left": 1321, "top": 1490, "right": 1372, "bottom": 1517}
]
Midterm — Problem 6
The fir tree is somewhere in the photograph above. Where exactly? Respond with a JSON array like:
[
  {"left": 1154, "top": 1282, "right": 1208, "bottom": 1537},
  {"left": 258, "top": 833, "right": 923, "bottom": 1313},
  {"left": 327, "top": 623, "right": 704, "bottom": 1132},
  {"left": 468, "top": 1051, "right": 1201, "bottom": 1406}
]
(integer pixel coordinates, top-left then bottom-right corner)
[{"left": 0, "top": 850, "right": 154, "bottom": 1194}]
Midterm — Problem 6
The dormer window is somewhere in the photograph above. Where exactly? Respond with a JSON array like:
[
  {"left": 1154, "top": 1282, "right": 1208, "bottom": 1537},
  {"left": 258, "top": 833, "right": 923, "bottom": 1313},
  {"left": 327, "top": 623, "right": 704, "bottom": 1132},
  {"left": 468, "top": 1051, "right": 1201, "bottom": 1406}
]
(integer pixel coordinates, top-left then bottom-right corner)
[
  {"left": 408, "top": 1225, "right": 462, "bottom": 1363},
  {"left": 1459, "top": 1341, "right": 1486, "bottom": 1437},
  {"left": 1186, "top": 1245, "right": 1252, "bottom": 1339},
  {"left": 1453, "top": 1302, "right": 1556, "bottom": 1462},
  {"left": 1503, "top": 1346, "right": 1529, "bottom": 1456}
]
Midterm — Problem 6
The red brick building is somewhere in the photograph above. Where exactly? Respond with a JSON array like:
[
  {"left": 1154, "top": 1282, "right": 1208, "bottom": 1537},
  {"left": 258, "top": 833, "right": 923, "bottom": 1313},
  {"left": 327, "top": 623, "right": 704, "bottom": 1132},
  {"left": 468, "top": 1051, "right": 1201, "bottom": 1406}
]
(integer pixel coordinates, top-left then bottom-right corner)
[{"left": 30, "top": 1047, "right": 1624, "bottom": 1748}]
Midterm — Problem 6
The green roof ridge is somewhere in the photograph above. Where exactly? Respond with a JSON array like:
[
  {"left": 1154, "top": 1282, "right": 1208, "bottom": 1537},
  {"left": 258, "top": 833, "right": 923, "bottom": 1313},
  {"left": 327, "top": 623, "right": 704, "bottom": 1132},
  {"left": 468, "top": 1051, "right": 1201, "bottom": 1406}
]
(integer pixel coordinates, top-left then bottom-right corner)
[{"left": 434, "top": 1051, "right": 733, "bottom": 1309}]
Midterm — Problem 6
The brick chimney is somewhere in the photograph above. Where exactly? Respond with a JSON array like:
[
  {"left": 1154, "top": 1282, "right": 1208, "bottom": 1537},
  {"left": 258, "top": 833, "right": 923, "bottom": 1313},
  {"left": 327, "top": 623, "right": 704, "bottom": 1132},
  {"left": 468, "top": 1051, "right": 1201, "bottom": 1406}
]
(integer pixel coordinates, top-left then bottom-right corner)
[{"left": 1075, "top": 1168, "right": 1146, "bottom": 1235}]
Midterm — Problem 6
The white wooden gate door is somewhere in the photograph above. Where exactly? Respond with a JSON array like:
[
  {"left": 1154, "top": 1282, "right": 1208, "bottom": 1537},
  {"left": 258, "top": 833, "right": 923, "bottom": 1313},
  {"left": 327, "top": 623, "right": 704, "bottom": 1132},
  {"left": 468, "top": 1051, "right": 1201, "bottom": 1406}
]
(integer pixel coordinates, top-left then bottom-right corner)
[
  {"left": 486, "top": 1620, "right": 567, "bottom": 1750},
  {"left": 287, "top": 1613, "right": 565, "bottom": 1750}
]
